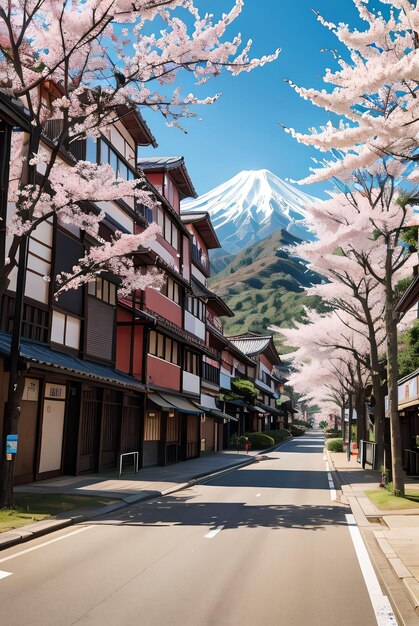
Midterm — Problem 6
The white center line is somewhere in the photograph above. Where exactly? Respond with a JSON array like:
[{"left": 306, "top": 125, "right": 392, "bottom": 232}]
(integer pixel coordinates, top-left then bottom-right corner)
[
  {"left": 0, "top": 525, "right": 94, "bottom": 565},
  {"left": 0, "top": 570, "right": 12, "bottom": 580},
  {"left": 345, "top": 514, "right": 397, "bottom": 626},
  {"left": 204, "top": 525, "right": 224, "bottom": 539}
]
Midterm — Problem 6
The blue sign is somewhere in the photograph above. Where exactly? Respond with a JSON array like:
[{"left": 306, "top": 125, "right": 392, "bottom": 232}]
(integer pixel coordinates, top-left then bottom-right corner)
[{"left": 6, "top": 435, "right": 18, "bottom": 455}]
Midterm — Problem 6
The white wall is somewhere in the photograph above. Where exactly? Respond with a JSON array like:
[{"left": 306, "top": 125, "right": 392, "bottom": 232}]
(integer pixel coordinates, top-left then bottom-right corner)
[
  {"left": 183, "top": 371, "right": 200, "bottom": 395},
  {"left": 184, "top": 310, "right": 206, "bottom": 341}
]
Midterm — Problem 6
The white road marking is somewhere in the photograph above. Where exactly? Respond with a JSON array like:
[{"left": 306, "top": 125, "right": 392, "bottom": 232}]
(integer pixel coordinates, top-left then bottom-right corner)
[
  {"left": 345, "top": 514, "right": 398, "bottom": 626},
  {"left": 0, "top": 525, "right": 94, "bottom": 565},
  {"left": 324, "top": 462, "right": 336, "bottom": 500},
  {"left": 256, "top": 493, "right": 261, "bottom": 498},
  {"left": 204, "top": 525, "right": 224, "bottom": 539},
  {"left": 0, "top": 570, "right": 12, "bottom": 580}
]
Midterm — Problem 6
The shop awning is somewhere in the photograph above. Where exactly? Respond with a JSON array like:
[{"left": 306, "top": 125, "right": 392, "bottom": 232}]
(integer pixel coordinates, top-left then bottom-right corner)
[
  {"left": 196, "top": 405, "right": 239, "bottom": 423},
  {"left": 0, "top": 332, "right": 145, "bottom": 392},
  {"left": 258, "top": 403, "right": 282, "bottom": 416},
  {"left": 158, "top": 392, "right": 203, "bottom": 414},
  {"left": 148, "top": 393, "right": 175, "bottom": 410},
  {"left": 226, "top": 398, "right": 257, "bottom": 413}
]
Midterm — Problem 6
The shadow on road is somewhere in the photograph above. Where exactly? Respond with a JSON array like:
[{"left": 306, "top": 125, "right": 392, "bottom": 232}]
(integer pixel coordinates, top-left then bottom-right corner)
[
  {"left": 208, "top": 469, "right": 330, "bottom": 490},
  {"left": 92, "top": 496, "right": 348, "bottom": 532}
]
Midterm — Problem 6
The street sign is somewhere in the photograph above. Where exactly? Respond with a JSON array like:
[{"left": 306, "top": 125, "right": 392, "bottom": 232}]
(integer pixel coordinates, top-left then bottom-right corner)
[{"left": 6, "top": 434, "right": 18, "bottom": 455}]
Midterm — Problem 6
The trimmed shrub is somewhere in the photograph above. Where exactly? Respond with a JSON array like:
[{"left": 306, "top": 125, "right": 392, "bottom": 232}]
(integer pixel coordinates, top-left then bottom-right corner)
[
  {"left": 292, "top": 419, "right": 312, "bottom": 429},
  {"left": 265, "top": 429, "right": 292, "bottom": 443},
  {"left": 324, "top": 430, "right": 342, "bottom": 439},
  {"left": 245, "top": 432, "right": 275, "bottom": 449},
  {"left": 327, "top": 438, "right": 344, "bottom": 452},
  {"left": 288, "top": 424, "right": 306, "bottom": 437}
]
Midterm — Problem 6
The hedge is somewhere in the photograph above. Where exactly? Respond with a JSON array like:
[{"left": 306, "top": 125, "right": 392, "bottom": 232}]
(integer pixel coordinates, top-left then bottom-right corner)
[
  {"left": 327, "top": 438, "right": 344, "bottom": 452},
  {"left": 245, "top": 432, "right": 275, "bottom": 449},
  {"left": 264, "top": 429, "right": 292, "bottom": 443},
  {"left": 288, "top": 424, "right": 306, "bottom": 437}
]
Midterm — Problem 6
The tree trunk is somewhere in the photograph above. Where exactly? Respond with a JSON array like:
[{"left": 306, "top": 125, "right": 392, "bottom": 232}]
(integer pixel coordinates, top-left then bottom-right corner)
[
  {"left": 372, "top": 383, "right": 386, "bottom": 471},
  {"left": 355, "top": 386, "right": 366, "bottom": 450},
  {"left": 0, "top": 127, "right": 39, "bottom": 508},
  {"left": 347, "top": 393, "right": 353, "bottom": 462},
  {"left": 385, "top": 267, "right": 404, "bottom": 496}
]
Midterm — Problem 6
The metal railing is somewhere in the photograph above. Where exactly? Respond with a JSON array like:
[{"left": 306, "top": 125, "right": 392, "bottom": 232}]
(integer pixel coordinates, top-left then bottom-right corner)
[
  {"left": 202, "top": 362, "right": 220, "bottom": 385},
  {"left": 360, "top": 440, "right": 376, "bottom": 469}
]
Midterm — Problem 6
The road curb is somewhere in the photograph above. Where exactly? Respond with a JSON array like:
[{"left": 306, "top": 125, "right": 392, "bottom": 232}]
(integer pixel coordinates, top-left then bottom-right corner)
[{"left": 325, "top": 447, "right": 419, "bottom": 625}]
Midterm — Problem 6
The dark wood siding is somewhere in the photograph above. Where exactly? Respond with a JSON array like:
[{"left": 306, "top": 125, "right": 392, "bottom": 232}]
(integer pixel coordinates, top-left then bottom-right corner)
[
  {"left": 121, "top": 394, "right": 142, "bottom": 453},
  {"left": 86, "top": 297, "right": 115, "bottom": 361},
  {"left": 79, "top": 386, "right": 100, "bottom": 473},
  {"left": 53, "top": 231, "right": 84, "bottom": 315}
]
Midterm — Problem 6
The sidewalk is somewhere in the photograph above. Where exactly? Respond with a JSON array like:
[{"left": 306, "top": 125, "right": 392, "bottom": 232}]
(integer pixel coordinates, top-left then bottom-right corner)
[
  {"left": 0, "top": 447, "right": 262, "bottom": 550},
  {"left": 328, "top": 451, "right": 419, "bottom": 623}
]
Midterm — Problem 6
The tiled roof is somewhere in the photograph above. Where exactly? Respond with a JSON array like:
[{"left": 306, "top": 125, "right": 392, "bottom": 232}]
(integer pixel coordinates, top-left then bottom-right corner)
[
  {"left": 180, "top": 212, "right": 208, "bottom": 224},
  {"left": 228, "top": 333, "right": 282, "bottom": 365},
  {"left": 180, "top": 211, "right": 220, "bottom": 249},
  {"left": 137, "top": 156, "right": 197, "bottom": 199},
  {"left": 137, "top": 156, "right": 184, "bottom": 168},
  {"left": 228, "top": 336, "right": 272, "bottom": 356}
]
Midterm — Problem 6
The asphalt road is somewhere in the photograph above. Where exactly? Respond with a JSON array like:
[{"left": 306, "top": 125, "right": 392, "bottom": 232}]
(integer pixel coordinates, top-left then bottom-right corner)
[{"left": 0, "top": 432, "right": 390, "bottom": 626}]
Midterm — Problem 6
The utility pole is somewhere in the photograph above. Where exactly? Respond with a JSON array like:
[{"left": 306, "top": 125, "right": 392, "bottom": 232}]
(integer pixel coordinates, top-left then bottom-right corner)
[{"left": 0, "top": 110, "right": 39, "bottom": 508}]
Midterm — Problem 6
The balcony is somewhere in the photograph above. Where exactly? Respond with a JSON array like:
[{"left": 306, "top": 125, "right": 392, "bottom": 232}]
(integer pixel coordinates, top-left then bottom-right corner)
[
  {"left": 202, "top": 362, "right": 220, "bottom": 386},
  {"left": 192, "top": 244, "right": 210, "bottom": 274}
]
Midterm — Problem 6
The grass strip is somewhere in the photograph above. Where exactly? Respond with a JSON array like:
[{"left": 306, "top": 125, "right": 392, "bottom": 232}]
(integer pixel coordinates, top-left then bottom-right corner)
[
  {"left": 365, "top": 489, "right": 419, "bottom": 511},
  {"left": 0, "top": 493, "right": 120, "bottom": 533}
]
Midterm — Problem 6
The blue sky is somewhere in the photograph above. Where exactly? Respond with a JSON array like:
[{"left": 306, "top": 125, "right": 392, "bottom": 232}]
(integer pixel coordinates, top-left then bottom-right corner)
[{"left": 140, "top": 0, "right": 372, "bottom": 199}]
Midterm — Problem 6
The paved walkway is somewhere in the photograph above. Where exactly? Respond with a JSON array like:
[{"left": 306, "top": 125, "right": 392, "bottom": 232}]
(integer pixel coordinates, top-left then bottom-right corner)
[
  {"left": 328, "top": 451, "right": 419, "bottom": 620},
  {"left": 14, "top": 448, "right": 260, "bottom": 502}
]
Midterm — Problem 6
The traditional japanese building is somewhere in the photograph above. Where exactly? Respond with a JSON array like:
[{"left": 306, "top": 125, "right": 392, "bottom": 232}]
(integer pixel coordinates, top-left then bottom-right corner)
[
  {"left": 0, "top": 87, "right": 158, "bottom": 482},
  {"left": 180, "top": 211, "right": 240, "bottom": 452},
  {"left": 227, "top": 333, "right": 284, "bottom": 435}
]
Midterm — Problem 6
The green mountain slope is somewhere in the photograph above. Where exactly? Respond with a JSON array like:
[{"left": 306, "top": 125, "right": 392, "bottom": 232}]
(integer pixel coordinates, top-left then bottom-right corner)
[{"left": 209, "top": 229, "right": 327, "bottom": 342}]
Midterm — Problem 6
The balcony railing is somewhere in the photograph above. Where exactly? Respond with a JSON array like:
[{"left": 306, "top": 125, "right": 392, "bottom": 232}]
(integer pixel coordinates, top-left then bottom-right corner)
[
  {"left": 42, "top": 119, "right": 85, "bottom": 161},
  {"left": 192, "top": 244, "right": 210, "bottom": 274},
  {"left": 202, "top": 362, "right": 220, "bottom": 386}
]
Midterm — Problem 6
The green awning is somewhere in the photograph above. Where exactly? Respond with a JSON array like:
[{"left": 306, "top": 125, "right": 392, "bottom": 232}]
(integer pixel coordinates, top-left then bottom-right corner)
[
  {"left": 197, "top": 405, "right": 239, "bottom": 423},
  {"left": 159, "top": 393, "right": 202, "bottom": 414}
]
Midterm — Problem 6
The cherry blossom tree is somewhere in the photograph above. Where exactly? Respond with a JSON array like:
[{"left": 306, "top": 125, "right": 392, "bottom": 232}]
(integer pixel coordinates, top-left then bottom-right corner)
[
  {"left": 288, "top": 165, "right": 418, "bottom": 495},
  {"left": 285, "top": 0, "right": 419, "bottom": 184},
  {"left": 273, "top": 307, "right": 373, "bottom": 451},
  {"left": 0, "top": 0, "right": 280, "bottom": 296},
  {"left": 0, "top": 0, "right": 279, "bottom": 508}
]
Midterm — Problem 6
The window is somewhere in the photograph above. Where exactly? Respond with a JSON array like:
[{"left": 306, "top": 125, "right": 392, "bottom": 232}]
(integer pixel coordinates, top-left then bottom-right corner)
[
  {"left": 85, "top": 138, "right": 97, "bottom": 163},
  {"left": 136, "top": 202, "right": 153, "bottom": 224},
  {"left": 161, "top": 277, "right": 180, "bottom": 304},
  {"left": 98, "top": 139, "right": 136, "bottom": 182},
  {"left": 144, "top": 413, "right": 161, "bottom": 441},
  {"left": 184, "top": 350, "right": 200, "bottom": 375},
  {"left": 88, "top": 277, "right": 116, "bottom": 306},
  {"left": 153, "top": 206, "right": 178, "bottom": 248},
  {"left": 148, "top": 330, "right": 180, "bottom": 365},
  {"left": 186, "top": 296, "right": 205, "bottom": 321},
  {"left": 51, "top": 311, "right": 81, "bottom": 349}
]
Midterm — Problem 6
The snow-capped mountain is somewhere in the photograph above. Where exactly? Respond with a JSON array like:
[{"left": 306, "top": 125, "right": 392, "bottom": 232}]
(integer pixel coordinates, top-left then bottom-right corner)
[{"left": 181, "top": 169, "right": 317, "bottom": 254}]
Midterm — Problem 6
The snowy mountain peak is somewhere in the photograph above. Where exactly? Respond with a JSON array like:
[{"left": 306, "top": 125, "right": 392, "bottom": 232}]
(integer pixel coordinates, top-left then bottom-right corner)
[{"left": 181, "top": 169, "right": 317, "bottom": 254}]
